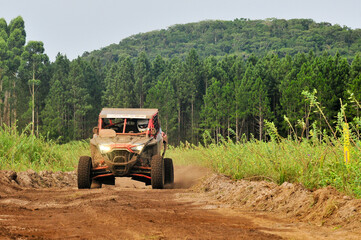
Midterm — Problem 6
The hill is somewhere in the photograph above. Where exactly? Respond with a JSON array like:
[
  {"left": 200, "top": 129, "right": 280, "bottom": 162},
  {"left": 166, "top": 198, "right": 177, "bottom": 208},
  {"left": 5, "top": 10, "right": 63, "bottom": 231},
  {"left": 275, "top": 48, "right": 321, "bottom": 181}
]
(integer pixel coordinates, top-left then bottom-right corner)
[{"left": 82, "top": 18, "right": 361, "bottom": 63}]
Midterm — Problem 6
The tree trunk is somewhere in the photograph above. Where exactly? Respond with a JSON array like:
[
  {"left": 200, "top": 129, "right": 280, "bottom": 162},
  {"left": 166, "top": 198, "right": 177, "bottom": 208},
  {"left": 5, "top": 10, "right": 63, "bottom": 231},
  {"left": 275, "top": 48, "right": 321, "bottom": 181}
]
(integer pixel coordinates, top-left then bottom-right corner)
[
  {"left": 191, "top": 98, "right": 194, "bottom": 144},
  {"left": 0, "top": 77, "right": 3, "bottom": 126},
  {"left": 239, "top": 118, "right": 246, "bottom": 140},
  {"left": 12, "top": 78, "right": 17, "bottom": 128},
  {"left": 4, "top": 91, "right": 10, "bottom": 126},
  {"left": 259, "top": 105, "right": 263, "bottom": 141},
  {"left": 73, "top": 105, "right": 76, "bottom": 139},
  {"left": 32, "top": 82, "right": 35, "bottom": 134},
  {"left": 227, "top": 116, "right": 230, "bottom": 139},
  {"left": 235, "top": 105, "right": 239, "bottom": 142},
  {"left": 31, "top": 64, "right": 36, "bottom": 135},
  {"left": 139, "top": 77, "right": 143, "bottom": 108},
  {"left": 36, "top": 106, "right": 39, "bottom": 137},
  {"left": 357, "top": 108, "right": 360, "bottom": 140},
  {"left": 177, "top": 100, "right": 181, "bottom": 144},
  {"left": 216, "top": 126, "right": 219, "bottom": 144}
]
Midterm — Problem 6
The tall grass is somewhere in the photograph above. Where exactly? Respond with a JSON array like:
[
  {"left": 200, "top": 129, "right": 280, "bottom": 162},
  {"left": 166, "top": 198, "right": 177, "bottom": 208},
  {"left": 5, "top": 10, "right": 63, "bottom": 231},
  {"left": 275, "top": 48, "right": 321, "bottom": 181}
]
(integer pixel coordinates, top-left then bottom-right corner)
[
  {"left": 167, "top": 137, "right": 361, "bottom": 198},
  {"left": 167, "top": 90, "right": 361, "bottom": 198},
  {"left": 0, "top": 125, "right": 89, "bottom": 172}
]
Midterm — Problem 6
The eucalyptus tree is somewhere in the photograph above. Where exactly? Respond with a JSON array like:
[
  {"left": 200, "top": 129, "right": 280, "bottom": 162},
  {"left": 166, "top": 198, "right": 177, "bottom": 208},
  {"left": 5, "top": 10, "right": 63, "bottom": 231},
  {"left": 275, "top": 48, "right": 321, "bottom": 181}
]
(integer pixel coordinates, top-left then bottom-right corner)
[
  {"left": 0, "top": 18, "right": 8, "bottom": 126},
  {"left": 0, "top": 16, "right": 26, "bottom": 127},
  {"left": 19, "top": 40, "right": 48, "bottom": 134}
]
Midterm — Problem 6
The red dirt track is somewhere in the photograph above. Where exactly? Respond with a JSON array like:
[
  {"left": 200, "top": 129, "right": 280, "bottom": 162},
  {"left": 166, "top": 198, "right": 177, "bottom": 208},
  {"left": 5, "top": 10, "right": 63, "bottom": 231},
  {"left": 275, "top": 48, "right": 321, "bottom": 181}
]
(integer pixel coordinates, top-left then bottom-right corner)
[{"left": 0, "top": 166, "right": 360, "bottom": 239}]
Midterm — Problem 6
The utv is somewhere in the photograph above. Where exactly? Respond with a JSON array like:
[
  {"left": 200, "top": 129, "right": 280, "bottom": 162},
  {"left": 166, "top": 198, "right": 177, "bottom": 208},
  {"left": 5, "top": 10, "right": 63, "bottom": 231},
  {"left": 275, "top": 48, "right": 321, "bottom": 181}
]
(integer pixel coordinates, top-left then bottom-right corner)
[{"left": 77, "top": 108, "right": 174, "bottom": 189}]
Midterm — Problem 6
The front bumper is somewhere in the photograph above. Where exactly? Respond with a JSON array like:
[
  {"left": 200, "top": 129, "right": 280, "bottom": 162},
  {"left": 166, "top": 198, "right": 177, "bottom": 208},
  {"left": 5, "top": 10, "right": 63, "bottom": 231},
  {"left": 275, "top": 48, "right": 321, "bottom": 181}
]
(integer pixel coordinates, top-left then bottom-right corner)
[{"left": 103, "top": 149, "right": 138, "bottom": 176}]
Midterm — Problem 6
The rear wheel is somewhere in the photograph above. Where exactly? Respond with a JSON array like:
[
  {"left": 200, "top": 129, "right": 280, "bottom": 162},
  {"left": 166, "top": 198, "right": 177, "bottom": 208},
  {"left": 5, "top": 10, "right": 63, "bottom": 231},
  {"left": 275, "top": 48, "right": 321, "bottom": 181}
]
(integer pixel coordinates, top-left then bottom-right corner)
[
  {"left": 77, "top": 156, "right": 92, "bottom": 189},
  {"left": 164, "top": 158, "right": 174, "bottom": 185},
  {"left": 151, "top": 155, "right": 164, "bottom": 189}
]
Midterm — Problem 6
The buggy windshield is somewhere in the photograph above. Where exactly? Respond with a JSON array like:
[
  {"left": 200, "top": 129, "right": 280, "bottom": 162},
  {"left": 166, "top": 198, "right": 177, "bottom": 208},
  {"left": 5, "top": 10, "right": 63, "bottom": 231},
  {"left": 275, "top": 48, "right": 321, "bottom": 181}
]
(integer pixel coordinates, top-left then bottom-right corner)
[{"left": 101, "top": 118, "right": 149, "bottom": 134}]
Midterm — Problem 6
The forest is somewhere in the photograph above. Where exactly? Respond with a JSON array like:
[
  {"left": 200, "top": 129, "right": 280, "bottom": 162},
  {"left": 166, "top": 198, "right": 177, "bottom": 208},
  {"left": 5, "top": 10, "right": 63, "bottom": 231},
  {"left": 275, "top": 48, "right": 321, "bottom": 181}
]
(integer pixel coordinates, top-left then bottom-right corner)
[
  {"left": 1, "top": 16, "right": 361, "bottom": 145},
  {"left": 84, "top": 18, "right": 361, "bottom": 63}
]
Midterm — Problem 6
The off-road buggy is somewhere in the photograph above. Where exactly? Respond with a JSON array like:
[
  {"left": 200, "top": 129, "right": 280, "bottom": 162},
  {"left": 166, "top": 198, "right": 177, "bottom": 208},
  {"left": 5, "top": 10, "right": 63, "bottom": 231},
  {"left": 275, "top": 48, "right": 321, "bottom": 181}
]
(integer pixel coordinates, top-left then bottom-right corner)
[{"left": 77, "top": 108, "right": 174, "bottom": 189}]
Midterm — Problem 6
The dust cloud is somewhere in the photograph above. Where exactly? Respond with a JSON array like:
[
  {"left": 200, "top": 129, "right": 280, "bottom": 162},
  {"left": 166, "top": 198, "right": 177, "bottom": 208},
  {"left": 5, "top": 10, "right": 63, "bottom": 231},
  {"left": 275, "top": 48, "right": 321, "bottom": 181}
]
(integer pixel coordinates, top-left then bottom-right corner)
[
  {"left": 113, "top": 165, "right": 210, "bottom": 189},
  {"left": 172, "top": 165, "right": 210, "bottom": 189}
]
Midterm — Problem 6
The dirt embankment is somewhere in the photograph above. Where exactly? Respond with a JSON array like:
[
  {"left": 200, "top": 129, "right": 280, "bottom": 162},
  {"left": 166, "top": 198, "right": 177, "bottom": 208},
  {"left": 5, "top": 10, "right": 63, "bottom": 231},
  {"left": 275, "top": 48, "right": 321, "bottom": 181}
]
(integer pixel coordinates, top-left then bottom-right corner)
[
  {"left": 0, "top": 167, "right": 361, "bottom": 239},
  {"left": 200, "top": 174, "right": 361, "bottom": 230},
  {"left": 0, "top": 169, "right": 76, "bottom": 193}
]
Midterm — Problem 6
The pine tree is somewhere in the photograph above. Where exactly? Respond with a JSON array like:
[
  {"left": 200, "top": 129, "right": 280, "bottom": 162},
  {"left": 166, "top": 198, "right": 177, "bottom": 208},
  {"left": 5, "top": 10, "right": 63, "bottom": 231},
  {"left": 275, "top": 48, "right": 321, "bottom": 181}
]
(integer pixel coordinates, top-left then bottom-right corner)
[
  {"left": 349, "top": 54, "right": 361, "bottom": 117},
  {"left": 183, "top": 49, "right": 203, "bottom": 143},
  {"left": 202, "top": 78, "right": 222, "bottom": 142},
  {"left": 41, "top": 54, "right": 70, "bottom": 141},
  {"left": 251, "top": 76, "right": 271, "bottom": 140},
  {"left": 134, "top": 52, "right": 151, "bottom": 107},
  {"left": 66, "top": 58, "right": 92, "bottom": 139},
  {"left": 103, "top": 57, "right": 135, "bottom": 108},
  {"left": 145, "top": 76, "right": 177, "bottom": 143}
]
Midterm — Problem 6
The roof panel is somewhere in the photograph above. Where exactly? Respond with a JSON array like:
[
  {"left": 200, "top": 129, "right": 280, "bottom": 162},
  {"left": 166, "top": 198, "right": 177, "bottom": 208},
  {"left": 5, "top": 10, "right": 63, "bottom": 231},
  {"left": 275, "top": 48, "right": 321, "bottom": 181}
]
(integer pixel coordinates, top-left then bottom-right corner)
[{"left": 99, "top": 108, "right": 158, "bottom": 119}]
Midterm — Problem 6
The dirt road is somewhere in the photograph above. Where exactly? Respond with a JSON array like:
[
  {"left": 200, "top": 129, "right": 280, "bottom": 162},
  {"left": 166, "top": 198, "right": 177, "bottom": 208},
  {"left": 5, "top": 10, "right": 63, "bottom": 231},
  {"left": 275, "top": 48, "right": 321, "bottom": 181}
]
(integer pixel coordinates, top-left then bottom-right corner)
[{"left": 0, "top": 167, "right": 360, "bottom": 239}]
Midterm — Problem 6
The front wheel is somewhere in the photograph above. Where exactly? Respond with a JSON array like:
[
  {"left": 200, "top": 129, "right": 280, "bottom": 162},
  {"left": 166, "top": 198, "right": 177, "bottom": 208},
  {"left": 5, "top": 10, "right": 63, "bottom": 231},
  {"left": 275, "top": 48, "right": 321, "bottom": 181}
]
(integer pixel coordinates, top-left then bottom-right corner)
[
  {"left": 77, "top": 156, "right": 92, "bottom": 189},
  {"left": 164, "top": 158, "right": 174, "bottom": 185},
  {"left": 151, "top": 155, "right": 164, "bottom": 189}
]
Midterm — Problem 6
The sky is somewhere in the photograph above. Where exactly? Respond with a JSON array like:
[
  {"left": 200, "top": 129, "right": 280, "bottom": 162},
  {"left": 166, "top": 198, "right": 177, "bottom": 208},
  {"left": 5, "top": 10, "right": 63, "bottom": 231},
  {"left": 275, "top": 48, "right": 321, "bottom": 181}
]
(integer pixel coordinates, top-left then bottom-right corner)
[{"left": 1, "top": 0, "right": 360, "bottom": 61}]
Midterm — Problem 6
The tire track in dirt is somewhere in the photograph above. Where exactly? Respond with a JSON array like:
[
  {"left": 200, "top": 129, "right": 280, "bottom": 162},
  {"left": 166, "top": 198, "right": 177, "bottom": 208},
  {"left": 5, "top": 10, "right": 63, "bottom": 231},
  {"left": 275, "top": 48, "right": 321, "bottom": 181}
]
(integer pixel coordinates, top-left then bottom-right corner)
[
  {"left": 0, "top": 166, "right": 360, "bottom": 239},
  {"left": 0, "top": 167, "right": 279, "bottom": 239}
]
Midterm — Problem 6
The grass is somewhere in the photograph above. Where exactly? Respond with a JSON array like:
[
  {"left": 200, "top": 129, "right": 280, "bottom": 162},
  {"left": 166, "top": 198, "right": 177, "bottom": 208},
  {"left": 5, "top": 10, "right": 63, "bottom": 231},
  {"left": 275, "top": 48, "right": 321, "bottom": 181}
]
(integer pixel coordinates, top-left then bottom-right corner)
[
  {"left": 166, "top": 136, "right": 361, "bottom": 198},
  {"left": 166, "top": 142, "right": 207, "bottom": 167},
  {"left": 0, "top": 125, "right": 89, "bottom": 172},
  {"left": 169, "top": 90, "right": 361, "bottom": 198}
]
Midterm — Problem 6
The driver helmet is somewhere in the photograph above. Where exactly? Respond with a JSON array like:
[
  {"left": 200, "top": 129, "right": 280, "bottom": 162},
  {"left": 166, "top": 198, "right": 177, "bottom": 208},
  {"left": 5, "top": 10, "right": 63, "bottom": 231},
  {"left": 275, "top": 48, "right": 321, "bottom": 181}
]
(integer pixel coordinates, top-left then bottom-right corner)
[{"left": 137, "top": 119, "right": 149, "bottom": 132}]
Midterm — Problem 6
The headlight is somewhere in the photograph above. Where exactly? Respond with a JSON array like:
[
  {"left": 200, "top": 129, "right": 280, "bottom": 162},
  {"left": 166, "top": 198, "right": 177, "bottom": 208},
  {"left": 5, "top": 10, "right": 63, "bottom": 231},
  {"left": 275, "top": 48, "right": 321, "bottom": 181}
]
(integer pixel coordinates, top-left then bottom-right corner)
[
  {"left": 131, "top": 144, "right": 144, "bottom": 152},
  {"left": 99, "top": 145, "right": 111, "bottom": 154}
]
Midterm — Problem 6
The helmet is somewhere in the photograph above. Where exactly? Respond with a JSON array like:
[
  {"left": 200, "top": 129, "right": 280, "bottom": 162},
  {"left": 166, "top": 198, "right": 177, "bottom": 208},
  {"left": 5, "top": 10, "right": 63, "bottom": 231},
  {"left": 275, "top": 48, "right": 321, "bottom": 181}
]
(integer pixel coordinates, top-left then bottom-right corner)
[{"left": 137, "top": 119, "right": 149, "bottom": 132}]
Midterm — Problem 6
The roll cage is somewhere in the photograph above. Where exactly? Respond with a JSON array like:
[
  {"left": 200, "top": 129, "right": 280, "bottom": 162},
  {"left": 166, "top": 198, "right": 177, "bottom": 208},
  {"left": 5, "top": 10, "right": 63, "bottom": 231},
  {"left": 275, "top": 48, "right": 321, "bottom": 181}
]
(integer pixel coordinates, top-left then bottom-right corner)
[{"left": 96, "top": 108, "right": 160, "bottom": 137}]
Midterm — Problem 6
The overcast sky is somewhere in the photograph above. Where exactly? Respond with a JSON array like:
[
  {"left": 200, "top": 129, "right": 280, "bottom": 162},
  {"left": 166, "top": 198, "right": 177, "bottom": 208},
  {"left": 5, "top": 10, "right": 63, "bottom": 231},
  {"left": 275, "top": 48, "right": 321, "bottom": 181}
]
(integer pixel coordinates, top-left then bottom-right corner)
[{"left": 1, "top": 0, "right": 360, "bottom": 61}]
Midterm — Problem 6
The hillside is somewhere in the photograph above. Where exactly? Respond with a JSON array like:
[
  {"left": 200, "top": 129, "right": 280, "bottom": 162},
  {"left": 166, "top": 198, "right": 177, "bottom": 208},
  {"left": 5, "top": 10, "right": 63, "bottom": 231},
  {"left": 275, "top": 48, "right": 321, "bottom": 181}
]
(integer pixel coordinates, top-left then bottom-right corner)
[{"left": 83, "top": 18, "right": 361, "bottom": 63}]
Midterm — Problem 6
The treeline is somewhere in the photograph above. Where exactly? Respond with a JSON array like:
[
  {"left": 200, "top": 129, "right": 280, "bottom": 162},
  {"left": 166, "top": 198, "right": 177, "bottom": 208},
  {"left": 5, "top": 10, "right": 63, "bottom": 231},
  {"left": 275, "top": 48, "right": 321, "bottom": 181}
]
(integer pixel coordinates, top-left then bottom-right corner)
[
  {"left": 1, "top": 16, "right": 361, "bottom": 145},
  {"left": 44, "top": 49, "right": 361, "bottom": 145},
  {"left": 100, "top": 49, "right": 361, "bottom": 145},
  {"left": 84, "top": 18, "right": 361, "bottom": 63}
]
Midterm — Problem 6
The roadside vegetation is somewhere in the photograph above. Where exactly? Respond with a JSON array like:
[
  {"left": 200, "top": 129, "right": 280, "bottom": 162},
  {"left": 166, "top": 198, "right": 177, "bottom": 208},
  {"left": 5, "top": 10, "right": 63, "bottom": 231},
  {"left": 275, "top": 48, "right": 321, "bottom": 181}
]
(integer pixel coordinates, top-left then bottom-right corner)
[
  {"left": 0, "top": 125, "right": 88, "bottom": 172},
  {"left": 168, "top": 91, "right": 361, "bottom": 198},
  {"left": 168, "top": 137, "right": 361, "bottom": 198}
]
